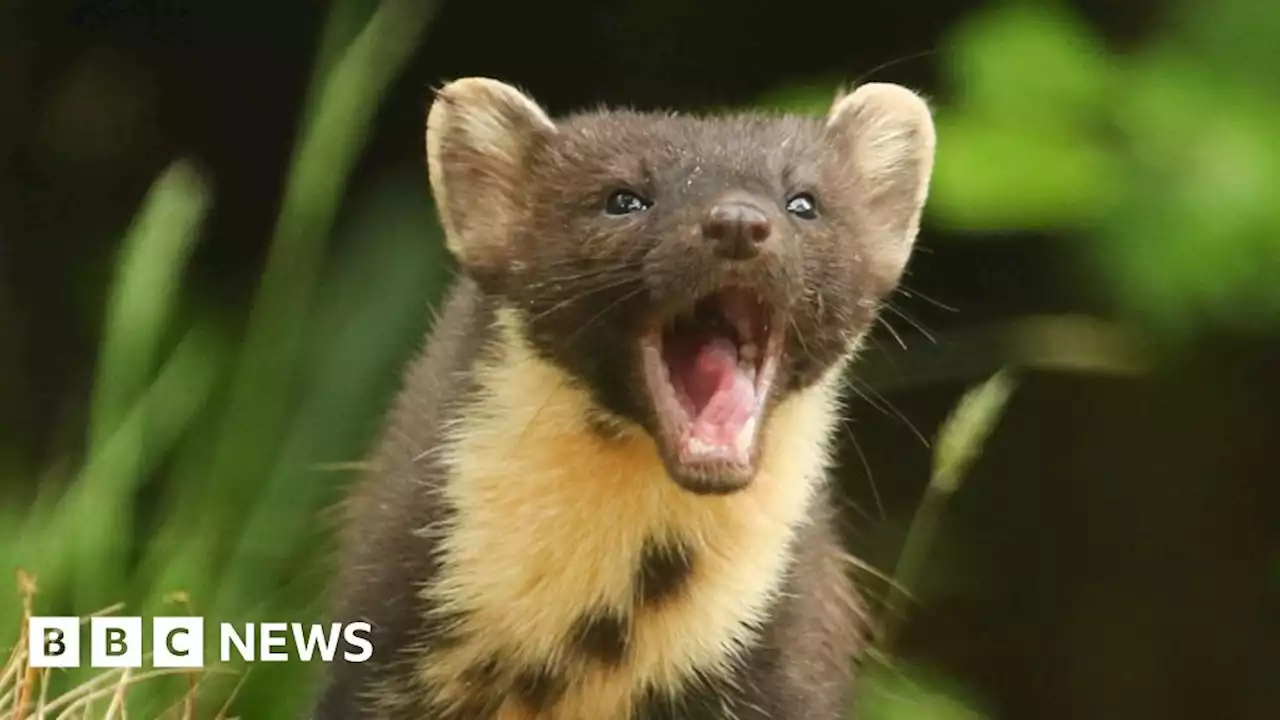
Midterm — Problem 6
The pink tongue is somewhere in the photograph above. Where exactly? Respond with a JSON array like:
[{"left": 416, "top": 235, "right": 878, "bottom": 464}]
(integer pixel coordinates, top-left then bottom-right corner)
[{"left": 683, "top": 337, "right": 757, "bottom": 446}]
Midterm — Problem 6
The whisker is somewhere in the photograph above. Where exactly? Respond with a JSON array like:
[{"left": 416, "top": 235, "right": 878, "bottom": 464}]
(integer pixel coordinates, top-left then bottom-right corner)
[
  {"left": 896, "top": 284, "right": 958, "bottom": 314},
  {"left": 883, "top": 302, "right": 936, "bottom": 344},
  {"left": 841, "top": 376, "right": 894, "bottom": 423},
  {"left": 877, "top": 313, "right": 908, "bottom": 351},
  {"left": 841, "top": 419, "right": 886, "bottom": 522},
  {"left": 858, "top": 330, "right": 914, "bottom": 393},
  {"left": 842, "top": 374, "right": 929, "bottom": 448},
  {"left": 524, "top": 275, "right": 647, "bottom": 326},
  {"left": 859, "top": 332, "right": 899, "bottom": 363},
  {"left": 786, "top": 313, "right": 926, "bottom": 451},
  {"left": 564, "top": 285, "right": 650, "bottom": 347},
  {"left": 787, "top": 315, "right": 817, "bottom": 367},
  {"left": 850, "top": 48, "right": 941, "bottom": 87},
  {"left": 834, "top": 487, "right": 879, "bottom": 527},
  {"left": 525, "top": 258, "right": 647, "bottom": 287}
]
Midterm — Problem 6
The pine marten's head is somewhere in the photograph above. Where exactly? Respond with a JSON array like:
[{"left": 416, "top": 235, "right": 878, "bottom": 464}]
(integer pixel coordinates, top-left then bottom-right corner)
[{"left": 426, "top": 78, "right": 934, "bottom": 495}]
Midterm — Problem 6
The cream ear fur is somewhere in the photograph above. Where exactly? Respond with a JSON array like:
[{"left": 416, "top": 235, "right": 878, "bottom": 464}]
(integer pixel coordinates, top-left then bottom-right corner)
[
  {"left": 425, "top": 77, "right": 556, "bottom": 271},
  {"left": 825, "top": 83, "right": 936, "bottom": 285}
]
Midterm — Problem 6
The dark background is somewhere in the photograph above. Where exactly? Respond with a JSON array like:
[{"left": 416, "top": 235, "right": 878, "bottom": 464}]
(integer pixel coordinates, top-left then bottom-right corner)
[{"left": 2, "top": 0, "right": 1276, "bottom": 718}]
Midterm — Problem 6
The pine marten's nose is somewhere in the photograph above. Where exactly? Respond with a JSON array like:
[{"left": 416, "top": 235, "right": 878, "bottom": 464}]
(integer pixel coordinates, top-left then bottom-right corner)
[{"left": 702, "top": 201, "right": 772, "bottom": 260}]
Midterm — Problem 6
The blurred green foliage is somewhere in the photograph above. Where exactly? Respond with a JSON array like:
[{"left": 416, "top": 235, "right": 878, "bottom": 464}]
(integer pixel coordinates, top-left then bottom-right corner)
[
  {"left": 2, "top": 0, "right": 1274, "bottom": 717},
  {"left": 859, "top": 662, "right": 994, "bottom": 720},
  {"left": 766, "top": 0, "right": 1280, "bottom": 337},
  {"left": 3, "top": 0, "right": 440, "bottom": 716},
  {"left": 937, "top": 0, "right": 1280, "bottom": 335}
]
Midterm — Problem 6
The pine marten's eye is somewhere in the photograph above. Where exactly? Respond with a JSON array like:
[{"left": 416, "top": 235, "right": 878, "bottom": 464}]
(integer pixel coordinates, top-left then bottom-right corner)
[
  {"left": 785, "top": 193, "right": 818, "bottom": 220},
  {"left": 605, "top": 189, "right": 652, "bottom": 216}
]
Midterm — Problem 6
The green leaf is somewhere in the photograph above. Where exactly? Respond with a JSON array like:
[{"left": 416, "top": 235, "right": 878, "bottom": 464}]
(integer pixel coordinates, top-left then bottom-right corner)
[
  {"left": 946, "top": 3, "right": 1113, "bottom": 122},
  {"left": 931, "top": 115, "right": 1120, "bottom": 230},
  {"left": 859, "top": 661, "right": 994, "bottom": 720},
  {"left": 89, "top": 160, "right": 210, "bottom": 451},
  {"left": 1101, "top": 53, "right": 1280, "bottom": 333}
]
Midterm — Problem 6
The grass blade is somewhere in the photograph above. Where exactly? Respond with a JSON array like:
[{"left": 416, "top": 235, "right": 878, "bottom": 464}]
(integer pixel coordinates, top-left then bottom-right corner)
[
  {"left": 89, "top": 161, "right": 210, "bottom": 451},
  {"left": 878, "top": 370, "right": 1018, "bottom": 653}
]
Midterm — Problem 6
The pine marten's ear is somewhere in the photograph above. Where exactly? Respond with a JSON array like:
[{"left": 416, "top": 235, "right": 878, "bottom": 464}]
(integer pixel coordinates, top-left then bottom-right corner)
[
  {"left": 426, "top": 77, "right": 556, "bottom": 273},
  {"left": 825, "top": 83, "right": 936, "bottom": 289}
]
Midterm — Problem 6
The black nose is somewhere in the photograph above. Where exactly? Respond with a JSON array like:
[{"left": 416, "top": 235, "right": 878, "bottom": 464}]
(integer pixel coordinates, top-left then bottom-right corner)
[{"left": 702, "top": 202, "right": 772, "bottom": 260}]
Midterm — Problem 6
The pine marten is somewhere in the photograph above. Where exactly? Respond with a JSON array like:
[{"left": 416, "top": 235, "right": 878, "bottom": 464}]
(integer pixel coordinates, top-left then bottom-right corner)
[{"left": 311, "top": 77, "right": 935, "bottom": 720}]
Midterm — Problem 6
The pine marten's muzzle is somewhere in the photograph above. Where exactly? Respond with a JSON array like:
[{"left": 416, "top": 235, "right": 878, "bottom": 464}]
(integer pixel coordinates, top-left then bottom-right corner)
[{"left": 632, "top": 190, "right": 805, "bottom": 494}]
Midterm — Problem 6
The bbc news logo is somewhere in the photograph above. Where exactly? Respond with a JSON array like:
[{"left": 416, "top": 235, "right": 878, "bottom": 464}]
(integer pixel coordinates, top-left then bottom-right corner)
[{"left": 27, "top": 617, "right": 373, "bottom": 668}]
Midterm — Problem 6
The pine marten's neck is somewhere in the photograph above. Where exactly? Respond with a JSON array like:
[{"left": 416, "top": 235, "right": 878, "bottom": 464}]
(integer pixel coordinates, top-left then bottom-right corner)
[{"left": 416, "top": 307, "right": 845, "bottom": 718}]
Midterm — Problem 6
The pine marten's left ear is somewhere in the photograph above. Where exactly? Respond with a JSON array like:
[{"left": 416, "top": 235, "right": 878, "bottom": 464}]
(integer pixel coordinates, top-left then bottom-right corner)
[
  {"left": 426, "top": 77, "right": 556, "bottom": 274},
  {"left": 825, "top": 83, "right": 936, "bottom": 290}
]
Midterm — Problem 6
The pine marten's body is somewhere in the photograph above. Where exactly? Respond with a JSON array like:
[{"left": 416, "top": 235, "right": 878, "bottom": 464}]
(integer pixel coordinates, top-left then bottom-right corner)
[{"left": 313, "top": 78, "right": 935, "bottom": 719}]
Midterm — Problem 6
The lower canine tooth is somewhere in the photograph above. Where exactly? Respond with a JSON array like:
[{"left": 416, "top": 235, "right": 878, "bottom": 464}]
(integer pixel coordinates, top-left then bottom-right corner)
[
  {"left": 740, "top": 343, "right": 758, "bottom": 362},
  {"left": 734, "top": 416, "right": 757, "bottom": 456}
]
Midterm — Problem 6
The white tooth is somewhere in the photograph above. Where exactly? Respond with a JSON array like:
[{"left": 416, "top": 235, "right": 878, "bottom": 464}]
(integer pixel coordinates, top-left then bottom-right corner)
[
  {"left": 734, "top": 416, "right": 758, "bottom": 455},
  {"left": 687, "top": 437, "right": 711, "bottom": 455},
  {"left": 739, "top": 342, "right": 757, "bottom": 362}
]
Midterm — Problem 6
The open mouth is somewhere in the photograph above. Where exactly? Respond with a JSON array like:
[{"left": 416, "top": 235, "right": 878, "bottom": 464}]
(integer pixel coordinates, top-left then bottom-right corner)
[{"left": 641, "top": 287, "right": 783, "bottom": 485}]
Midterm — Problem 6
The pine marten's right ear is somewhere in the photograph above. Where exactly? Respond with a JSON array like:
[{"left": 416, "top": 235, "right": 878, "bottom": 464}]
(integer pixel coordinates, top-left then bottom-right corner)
[{"left": 426, "top": 77, "right": 556, "bottom": 273}]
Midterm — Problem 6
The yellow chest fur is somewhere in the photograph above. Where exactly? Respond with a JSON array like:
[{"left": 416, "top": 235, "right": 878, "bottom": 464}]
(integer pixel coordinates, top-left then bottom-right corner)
[{"left": 416, "top": 309, "right": 844, "bottom": 719}]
